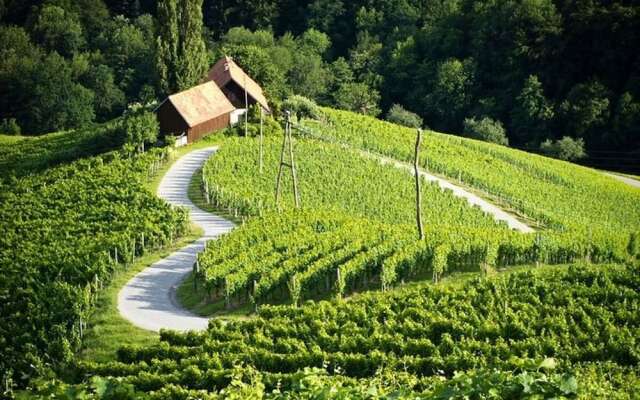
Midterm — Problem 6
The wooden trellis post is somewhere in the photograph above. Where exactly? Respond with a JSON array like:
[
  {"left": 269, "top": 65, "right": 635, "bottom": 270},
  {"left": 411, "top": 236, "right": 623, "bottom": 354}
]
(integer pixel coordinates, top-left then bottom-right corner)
[
  {"left": 259, "top": 107, "right": 264, "bottom": 173},
  {"left": 275, "top": 111, "right": 301, "bottom": 209},
  {"left": 244, "top": 73, "right": 248, "bottom": 137},
  {"left": 414, "top": 128, "right": 424, "bottom": 240}
]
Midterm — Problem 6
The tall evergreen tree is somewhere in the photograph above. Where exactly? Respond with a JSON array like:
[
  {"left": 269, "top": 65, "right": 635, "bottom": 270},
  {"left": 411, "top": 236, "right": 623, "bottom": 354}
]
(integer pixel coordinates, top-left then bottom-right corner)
[
  {"left": 176, "top": 0, "right": 208, "bottom": 91},
  {"left": 156, "top": 0, "right": 208, "bottom": 95}
]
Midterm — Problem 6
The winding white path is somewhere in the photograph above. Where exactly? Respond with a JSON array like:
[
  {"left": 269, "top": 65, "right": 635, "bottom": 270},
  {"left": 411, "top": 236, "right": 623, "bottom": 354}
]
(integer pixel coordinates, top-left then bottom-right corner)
[
  {"left": 369, "top": 153, "right": 535, "bottom": 233},
  {"left": 605, "top": 173, "right": 640, "bottom": 189},
  {"left": 118, "top": 147, "right": 235, "bottom": 332},
  {"left": 118, "top": 144, "right": 533, "bottom": 333}
]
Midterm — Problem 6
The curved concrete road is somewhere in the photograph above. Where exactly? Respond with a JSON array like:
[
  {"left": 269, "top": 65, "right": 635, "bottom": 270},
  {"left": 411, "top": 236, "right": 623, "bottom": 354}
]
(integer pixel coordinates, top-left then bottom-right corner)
[
  {"left": 605, "top": 173, "right": 640, "bottom": 189},
  {"left": 118, "top": 147, "right": 235, "bottom": 332},
  {"left": 118, "top": 145, "right": 533, "bottom": 333}
]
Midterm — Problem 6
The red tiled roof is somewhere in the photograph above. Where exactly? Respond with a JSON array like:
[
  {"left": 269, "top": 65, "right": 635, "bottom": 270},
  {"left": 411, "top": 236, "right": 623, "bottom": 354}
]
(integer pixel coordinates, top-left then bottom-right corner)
[
  {"left": 168, "top": 81, "right": 235, "bottom": 128},
  {"left": 208, "top": 56, "right": 270, "bottom": 112}
]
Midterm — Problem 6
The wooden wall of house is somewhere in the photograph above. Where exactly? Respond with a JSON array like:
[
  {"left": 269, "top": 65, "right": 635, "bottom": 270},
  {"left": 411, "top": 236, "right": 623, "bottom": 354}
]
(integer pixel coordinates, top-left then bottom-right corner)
[
  {"left": 222, "top": 81, "right": 258, "bottom": 109},
  {"left": 187, "top": 112, "right": 231, "bottom": 143},
  {"left": 157, "top": 101, "right": 188, "bottom": 136}
]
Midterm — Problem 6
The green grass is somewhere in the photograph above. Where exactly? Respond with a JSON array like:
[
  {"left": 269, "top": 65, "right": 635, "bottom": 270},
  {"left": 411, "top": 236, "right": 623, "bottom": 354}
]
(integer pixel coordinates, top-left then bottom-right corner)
[
  {"left": 0, "top": 134, "right": 29, "bottom": 145},
  {"left": 77, "top": 224, "right": 203, "bottom": 364}
]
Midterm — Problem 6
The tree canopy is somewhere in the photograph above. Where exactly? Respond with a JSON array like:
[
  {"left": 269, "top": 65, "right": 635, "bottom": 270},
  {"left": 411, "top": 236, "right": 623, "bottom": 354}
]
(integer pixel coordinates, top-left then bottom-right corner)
[{"left": 0, "top": 0, "right": 638, "bottom": 171}]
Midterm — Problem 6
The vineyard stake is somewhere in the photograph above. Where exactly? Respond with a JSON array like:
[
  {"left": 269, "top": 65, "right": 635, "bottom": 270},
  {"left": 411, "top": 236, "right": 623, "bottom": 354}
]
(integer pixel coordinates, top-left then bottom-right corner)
[
  {"left": 244, "top": 73, "right": 248, "bottom": 138},
  {"left": 259, "top": 106, "right": 264, "bottom": 173},
  {"left": 414, "top": 128, "right": 425, "bottom": 240}
]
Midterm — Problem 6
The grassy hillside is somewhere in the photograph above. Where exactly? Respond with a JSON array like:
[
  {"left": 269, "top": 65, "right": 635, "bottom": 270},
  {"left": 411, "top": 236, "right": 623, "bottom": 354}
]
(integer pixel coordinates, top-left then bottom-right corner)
[
  {"left": 181, "top": 115, "right": 637, "bottom": 313},
  {"left": 203, "top": 136, "right": 501, "bottom": 229},
  {"left": 0, "top": 146, "right": 189, "bottom": 389},
  {"left": 12, "top": 108, "right": 640, "bottom": 398},
  {"left": 0, "top": 121, "right": 124, "bottom": 178},
  {"left": 306, "top": 108, "right": 640, "bottom": 238}
]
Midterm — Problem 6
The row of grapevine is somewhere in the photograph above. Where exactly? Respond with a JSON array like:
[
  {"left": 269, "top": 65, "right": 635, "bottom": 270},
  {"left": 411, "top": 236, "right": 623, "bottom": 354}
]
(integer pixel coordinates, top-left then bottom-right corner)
[
  {"left": 201, "top": 136, "right": 503, "bottom": 229},
  {"left": 312, "top": 108, "right": 640, "bottom": 244},
  {"left": 0, "top": 147, "right": 189, "bottom": 388},
  {"left": 0, "top": 119, "right": 125, "bottom": 179},
  {"left": 195, "top": 209, "right": 632, "bottom": 310},
  {"left": 75, "top": 264, "right": 640, "bottom": 396}
]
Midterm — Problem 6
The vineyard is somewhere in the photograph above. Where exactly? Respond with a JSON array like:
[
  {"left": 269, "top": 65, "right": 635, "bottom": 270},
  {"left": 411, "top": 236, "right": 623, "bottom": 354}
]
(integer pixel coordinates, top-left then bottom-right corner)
[
  {"left": 201, "top": 136, "right": 501, "bottom": 229},
  {"left": 191, "top": 131, "right": 635, "bottom": 307},
  {"left": 0, "top": 121, "right": 125, "bottom": 178},
  {"left": 309, "top": 108, "right": 640, "bottom": 237},
  {"left": 0, "top": 146, "right": 189, "bottom": 388},
  {"left": 2, "top": 106, "right": 639, "bottom": 398},
  {"left": 72, "top": 263, "right": 640, "bottom": 398}
]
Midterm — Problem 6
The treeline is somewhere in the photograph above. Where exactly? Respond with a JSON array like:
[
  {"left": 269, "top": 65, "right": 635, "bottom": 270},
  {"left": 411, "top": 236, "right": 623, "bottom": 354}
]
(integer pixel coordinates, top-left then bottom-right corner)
[
  {"left": 1, "top": 0, "right": 639, "bottom": 169},
  {"left": 0, "top": 0, "right": 157, "bottom": 134},
  {"left": 205, "top": 0, "right": 640, "bottom": 169}
]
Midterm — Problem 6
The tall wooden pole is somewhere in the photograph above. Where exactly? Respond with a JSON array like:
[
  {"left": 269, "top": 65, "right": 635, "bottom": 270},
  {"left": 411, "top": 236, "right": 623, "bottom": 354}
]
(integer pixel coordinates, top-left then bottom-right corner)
[
  {"left": 275, "top": 111, "right": 289, "bottom": 208},
  {"left": 259, "top": 107, "right": 264, "bottom": 173},
  {"left": 414, "top": 128, "right": 424, "bottom": 240},
  {"left": 289, "top": 115, "right": 300, "bottom": 208},
  {"left": 244, "top": 73, "right": 248, "bottom": 137}
]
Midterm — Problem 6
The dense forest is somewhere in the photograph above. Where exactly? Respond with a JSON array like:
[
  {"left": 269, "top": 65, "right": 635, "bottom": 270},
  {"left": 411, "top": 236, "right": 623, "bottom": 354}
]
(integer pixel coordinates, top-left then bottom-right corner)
[{"left": 0, "top": 0, "right": 639, "bottom": 171}]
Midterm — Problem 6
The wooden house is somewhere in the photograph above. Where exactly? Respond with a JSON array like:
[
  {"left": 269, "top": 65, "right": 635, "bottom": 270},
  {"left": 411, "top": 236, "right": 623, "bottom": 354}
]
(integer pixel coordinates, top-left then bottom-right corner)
[
  {"left": 156, "top": 81, "right": 235, "bottom": 144},
  {"left": 207, "top": 56, "right": 270, "bottom": 124}
]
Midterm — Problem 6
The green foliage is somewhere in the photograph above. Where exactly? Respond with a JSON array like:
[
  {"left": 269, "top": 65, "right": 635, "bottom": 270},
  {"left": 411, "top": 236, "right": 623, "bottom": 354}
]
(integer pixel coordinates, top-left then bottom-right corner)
[
  {"left": 560, "top": 81, "right": 610, "bottom": 138},
  {"left": 540, "top": 137, "right": 587, "bottom": 161},
  {"left": 335, "top": 82, "right": 381, "bottom": 116},
  {"left": 386, "top": 104, "right": 422, "bottom": 129},
  {"left": 0, "top": 148, "right": 189, "bottom": 389},
  {"left": 424, "top": 58, "right": 475, "bottom": 131},
  {"left": 27, "top": 364, "right": 588, "bottom": 399},
  {"left": 0, "top": 121, "right": 125, "bottom": 178},
  {"left": 511, "top": 75, "right": 554, "bottom": 144},
  {"left": 17, "top": 51, "right": 96, "bottom": 133},
  {"left": 75, "top": 264, "right": 639, "bottom": 397},
  {"left": 463, "top": 117, "right": 508, "bottom": 146},
  {"left": 31, "top": 5, "right": 85, "bottom": 57},
  {"left": 0, "top": 117, "right": 21, "bottom": 135},
  {"left": 156, "top": 0, "right": 209, "bottom": 95},
  {"left": 95, "top": 14, "right": 157, "bottom": 102},
  {"left": 121, "top": 106, "right": 159, "bottom": 153},
  {"left": 82, "top": 64, "right": 126, "bottom": 119},
  {"left": 282, "top": 95, "right": 321, "bottom": 121},
  {"left": 0, "top": 9, "right": 157, "bottom": 134}
]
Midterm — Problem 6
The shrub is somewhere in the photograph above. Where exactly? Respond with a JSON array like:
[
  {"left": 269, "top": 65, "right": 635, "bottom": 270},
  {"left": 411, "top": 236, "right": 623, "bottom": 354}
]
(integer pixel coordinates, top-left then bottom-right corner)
[
  {"left": 540, "top": 136, "right": 587, "bottom": 161},
  {"left": 386, "top": 104, "right": 423, "bottom": 129},
  {"left": 121, "top": 105, "right": 159, "bottom": 153},
  {"left": 335, "top": 82, "right": 381, "bottom": 117},
  {"left": 230, "top": 116, "right": 283, "bottom": 138},
  {"left": 0, "top": 118, "right": 22, "bottom": 135},
  {"left": 282, "top": 95, "right": 321, "bottom": 121},
  {"left": 463, "top": 117, "right": 508, "bottom": 145}
]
